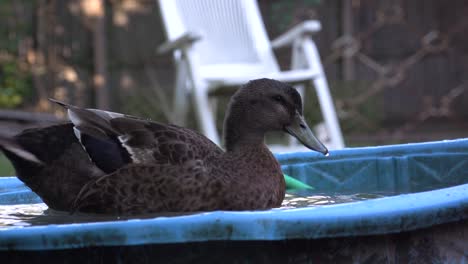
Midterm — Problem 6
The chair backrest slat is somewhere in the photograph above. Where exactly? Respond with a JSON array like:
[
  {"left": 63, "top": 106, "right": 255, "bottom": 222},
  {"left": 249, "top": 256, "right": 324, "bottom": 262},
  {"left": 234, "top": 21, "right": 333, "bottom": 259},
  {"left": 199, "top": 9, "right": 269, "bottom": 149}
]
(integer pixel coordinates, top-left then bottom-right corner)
[{"left": 159, "top": 0, "right": 279, "bottom": 71}]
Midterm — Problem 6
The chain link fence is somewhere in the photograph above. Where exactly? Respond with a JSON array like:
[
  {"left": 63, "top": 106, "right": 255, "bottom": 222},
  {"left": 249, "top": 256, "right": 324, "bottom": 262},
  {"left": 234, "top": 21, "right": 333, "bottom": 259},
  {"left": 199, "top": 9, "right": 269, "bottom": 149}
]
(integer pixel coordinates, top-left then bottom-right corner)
[{"left": 318, "top": 0, "right": 468, "bottom": 144}]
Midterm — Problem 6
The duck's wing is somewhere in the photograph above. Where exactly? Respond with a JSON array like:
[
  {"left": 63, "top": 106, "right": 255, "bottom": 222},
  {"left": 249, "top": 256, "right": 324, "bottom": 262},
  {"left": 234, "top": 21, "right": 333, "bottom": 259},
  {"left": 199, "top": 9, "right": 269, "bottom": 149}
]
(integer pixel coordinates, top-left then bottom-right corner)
[
  {"left": 1, "top": 123, "right": 104, "bottom": 211},
  {"left": 50, "top": 99, "right": 223, "bottom": 174},
  {"left": 72, "top": 160, "right": 224, "bottom": 215}
]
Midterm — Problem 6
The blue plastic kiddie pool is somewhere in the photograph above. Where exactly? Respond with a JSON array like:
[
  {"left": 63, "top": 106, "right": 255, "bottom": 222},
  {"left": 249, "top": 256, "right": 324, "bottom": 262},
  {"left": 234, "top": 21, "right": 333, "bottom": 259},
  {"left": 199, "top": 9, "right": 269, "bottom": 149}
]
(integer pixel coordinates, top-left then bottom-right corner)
[{"left": 1, "top": 139, "right": 467, "bottom": 262}]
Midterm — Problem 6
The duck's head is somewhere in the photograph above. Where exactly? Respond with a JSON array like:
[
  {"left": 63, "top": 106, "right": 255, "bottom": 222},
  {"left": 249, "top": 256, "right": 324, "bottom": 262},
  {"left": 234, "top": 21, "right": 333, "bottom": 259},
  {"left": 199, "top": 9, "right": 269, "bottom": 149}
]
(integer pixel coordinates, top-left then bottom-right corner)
[{"left": 223, "top": 78, "right": 328, "bottom": 155}]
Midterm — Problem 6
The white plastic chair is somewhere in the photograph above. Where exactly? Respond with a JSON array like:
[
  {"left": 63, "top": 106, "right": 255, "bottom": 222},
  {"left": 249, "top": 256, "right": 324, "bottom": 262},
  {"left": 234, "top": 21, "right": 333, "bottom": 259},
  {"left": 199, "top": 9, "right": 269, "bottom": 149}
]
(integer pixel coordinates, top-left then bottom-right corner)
[{"left": 157, "top": 0, "right": 345, "bottom": 151}]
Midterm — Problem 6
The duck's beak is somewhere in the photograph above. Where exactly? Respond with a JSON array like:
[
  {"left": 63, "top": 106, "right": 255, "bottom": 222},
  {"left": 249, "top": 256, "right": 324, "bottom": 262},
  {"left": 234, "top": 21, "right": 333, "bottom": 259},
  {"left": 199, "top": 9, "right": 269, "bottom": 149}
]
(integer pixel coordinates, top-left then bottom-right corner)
[{"left": 284, "top": 111, "right": 329, "bottom": 155}]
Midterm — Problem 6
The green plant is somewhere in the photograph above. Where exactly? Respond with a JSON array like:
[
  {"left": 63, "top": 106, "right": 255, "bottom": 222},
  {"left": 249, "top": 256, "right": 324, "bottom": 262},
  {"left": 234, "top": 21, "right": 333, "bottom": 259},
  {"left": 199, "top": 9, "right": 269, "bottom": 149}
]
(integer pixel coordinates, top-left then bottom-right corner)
[
  {"left": 0, "top": 1, "right": 34, "bottom": 108},
  {"left": 0, "top": 61, "right": 32, "bottom": 108}
]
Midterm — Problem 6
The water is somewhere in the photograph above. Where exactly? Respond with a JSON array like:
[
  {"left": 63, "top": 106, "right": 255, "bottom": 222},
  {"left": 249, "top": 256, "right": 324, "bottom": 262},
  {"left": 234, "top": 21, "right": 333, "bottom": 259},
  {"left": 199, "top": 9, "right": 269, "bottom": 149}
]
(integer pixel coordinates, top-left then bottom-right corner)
[
  {"left": 0, "top": 203, "right": 193, "bottom": 229},
  {"left": 0, "top": 203, "right": 119, "bottom": 229},
  {"left": 0, "top": 192, "right": 387, "bottom": 229},
  {"left": 281, "top": 192, "right": 387, "bottom": 209}
]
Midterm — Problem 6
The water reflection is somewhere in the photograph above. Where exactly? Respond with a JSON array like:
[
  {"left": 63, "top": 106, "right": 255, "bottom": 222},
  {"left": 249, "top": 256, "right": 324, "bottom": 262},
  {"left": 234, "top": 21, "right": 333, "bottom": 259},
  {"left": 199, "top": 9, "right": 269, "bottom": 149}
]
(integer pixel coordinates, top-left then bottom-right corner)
[{"left": 281, "top": 192, "right": 386, "bottom": 209}]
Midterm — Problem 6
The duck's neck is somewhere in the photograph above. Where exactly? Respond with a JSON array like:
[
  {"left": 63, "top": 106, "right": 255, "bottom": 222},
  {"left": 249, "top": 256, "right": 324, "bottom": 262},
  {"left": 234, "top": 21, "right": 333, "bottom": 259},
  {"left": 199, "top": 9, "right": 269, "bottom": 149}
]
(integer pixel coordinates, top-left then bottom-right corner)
[
  {"left": 224, "top": 127, "right": 266, "bottom": 152},
  {"left": 223, "top": 113, "right": 266, "bottom": 152}
]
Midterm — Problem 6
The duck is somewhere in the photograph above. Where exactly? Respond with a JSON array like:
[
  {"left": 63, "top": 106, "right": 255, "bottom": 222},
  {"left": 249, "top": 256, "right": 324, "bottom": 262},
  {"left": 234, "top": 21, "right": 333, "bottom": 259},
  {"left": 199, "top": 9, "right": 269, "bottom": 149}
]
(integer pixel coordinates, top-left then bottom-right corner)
[{"left": 0, "top": 78, "right": 328, "bottom": 215}]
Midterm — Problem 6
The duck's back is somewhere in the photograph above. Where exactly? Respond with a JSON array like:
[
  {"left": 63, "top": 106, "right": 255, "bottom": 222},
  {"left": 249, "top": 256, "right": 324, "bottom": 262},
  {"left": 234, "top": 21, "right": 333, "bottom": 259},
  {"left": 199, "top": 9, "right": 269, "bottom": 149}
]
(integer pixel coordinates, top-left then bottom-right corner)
[{"left": 134, "top": 121, "right": 223, "bottom": 165}]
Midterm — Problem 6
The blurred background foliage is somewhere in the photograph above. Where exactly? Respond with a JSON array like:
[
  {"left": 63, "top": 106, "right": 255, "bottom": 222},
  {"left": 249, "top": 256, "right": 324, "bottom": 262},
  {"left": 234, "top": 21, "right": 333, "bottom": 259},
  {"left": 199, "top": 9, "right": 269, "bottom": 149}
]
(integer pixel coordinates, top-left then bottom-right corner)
[
  {"left": 0, "top": 61, "right": 33, "bottom": 108},
  {"left": 0, "top": 1, "right": 34, "bottom": 108}
]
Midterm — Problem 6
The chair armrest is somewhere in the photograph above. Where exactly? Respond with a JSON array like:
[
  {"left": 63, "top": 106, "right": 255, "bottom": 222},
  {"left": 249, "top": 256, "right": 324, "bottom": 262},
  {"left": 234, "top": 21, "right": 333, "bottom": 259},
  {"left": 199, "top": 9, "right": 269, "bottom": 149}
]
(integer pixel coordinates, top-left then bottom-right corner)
[
  {"left": 271, "top": 20, "right": 321, "bottom": 49},
  {"left": 157, "top": 32, "right": 201, "bottom": 54}
]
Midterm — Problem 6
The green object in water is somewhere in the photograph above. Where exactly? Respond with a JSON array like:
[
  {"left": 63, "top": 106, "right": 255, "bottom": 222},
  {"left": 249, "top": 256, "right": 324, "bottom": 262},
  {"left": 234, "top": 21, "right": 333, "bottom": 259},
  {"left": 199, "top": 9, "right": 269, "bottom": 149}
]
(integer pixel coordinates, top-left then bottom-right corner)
[{"left": 284, "top": 174, "right": 314, "bottom": 190}]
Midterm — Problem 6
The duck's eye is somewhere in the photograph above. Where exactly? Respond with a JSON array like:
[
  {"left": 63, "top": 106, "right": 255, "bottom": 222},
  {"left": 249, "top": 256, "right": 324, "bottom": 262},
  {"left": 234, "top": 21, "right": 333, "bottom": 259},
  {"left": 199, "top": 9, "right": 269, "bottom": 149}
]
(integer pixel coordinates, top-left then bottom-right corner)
[{"left": 272, "top": 95, "right": 284, "bottom": 103}]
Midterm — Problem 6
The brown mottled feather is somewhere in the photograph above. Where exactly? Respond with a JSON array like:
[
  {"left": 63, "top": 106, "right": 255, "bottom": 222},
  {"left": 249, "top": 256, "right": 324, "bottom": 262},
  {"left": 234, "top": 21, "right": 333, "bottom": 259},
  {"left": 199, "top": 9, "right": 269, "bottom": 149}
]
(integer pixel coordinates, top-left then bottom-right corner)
[
  {"left": 72, "top": 144, "right": 284, "bottom": 215},
  {"left": 110, "top": 118, "right": 222, "bottom": 165}
]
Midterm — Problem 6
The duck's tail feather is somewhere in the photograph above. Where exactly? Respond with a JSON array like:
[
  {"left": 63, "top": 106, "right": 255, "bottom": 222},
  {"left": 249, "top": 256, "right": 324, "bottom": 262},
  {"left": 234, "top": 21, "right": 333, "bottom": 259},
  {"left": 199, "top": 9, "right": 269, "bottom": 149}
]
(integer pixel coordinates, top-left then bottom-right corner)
[
  {"left": 48, "top": 98, "right": 119, "bottom": 136},
  {"left": 0, "top": 135, "right": 43, "bottom": 164},
  {"left": 49, "top": 98, "right": 132, "bottom": 173}
]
